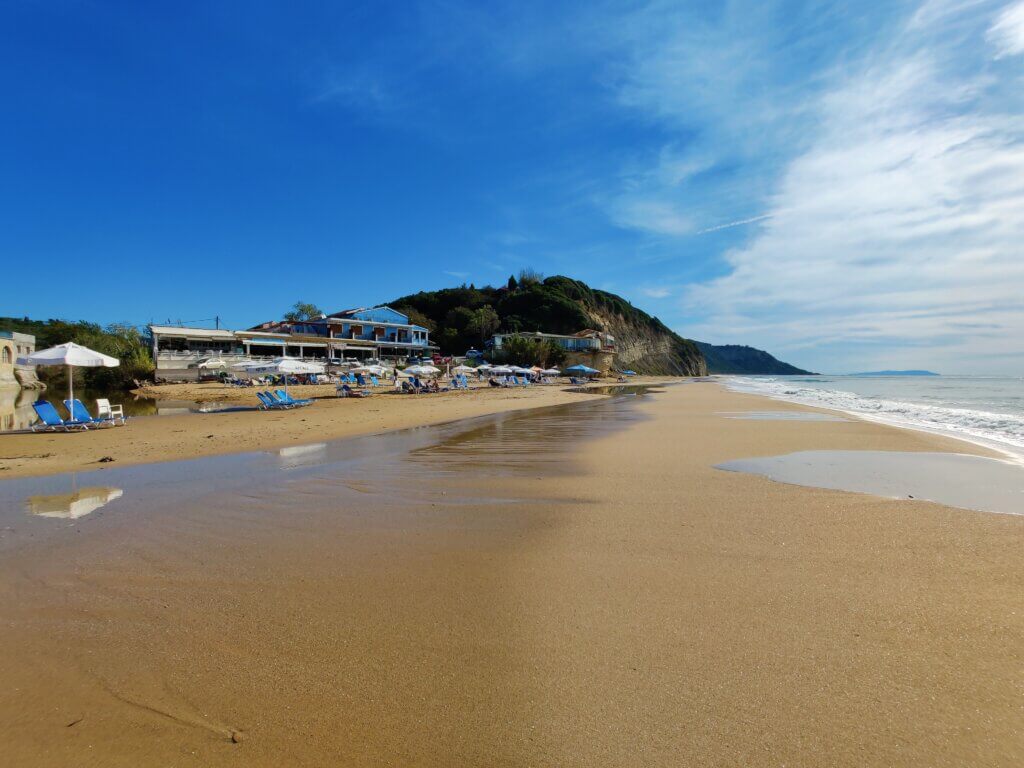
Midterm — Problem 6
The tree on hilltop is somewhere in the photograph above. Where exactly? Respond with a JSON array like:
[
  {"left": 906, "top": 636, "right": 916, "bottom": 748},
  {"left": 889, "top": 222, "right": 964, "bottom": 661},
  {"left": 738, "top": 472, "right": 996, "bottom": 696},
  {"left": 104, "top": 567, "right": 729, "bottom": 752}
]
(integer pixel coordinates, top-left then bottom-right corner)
[{"left": 284, "top": 301, "right": 323, "bottom": 321}]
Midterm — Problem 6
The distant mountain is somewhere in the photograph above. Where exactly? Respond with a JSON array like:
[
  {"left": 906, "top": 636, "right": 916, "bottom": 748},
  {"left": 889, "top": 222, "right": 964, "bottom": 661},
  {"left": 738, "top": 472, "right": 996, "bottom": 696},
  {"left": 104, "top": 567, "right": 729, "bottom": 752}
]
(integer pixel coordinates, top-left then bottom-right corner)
[
  {"left": 696, "top": 342, "right": 814, "bottom": 375},
  {"left": 851, "top": 370, "right": 939, "bottom": 376},
  {"left": 389, "top": 275, "right": 706, "bottom": 375}
]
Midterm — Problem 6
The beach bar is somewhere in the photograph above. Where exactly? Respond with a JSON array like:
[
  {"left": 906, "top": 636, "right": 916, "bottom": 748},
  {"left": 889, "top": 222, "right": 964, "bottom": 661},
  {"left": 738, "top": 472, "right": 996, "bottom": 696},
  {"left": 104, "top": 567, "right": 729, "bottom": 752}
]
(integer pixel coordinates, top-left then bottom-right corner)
[{"left": 148, "top": 306, "right": 437, "bottom": 381}]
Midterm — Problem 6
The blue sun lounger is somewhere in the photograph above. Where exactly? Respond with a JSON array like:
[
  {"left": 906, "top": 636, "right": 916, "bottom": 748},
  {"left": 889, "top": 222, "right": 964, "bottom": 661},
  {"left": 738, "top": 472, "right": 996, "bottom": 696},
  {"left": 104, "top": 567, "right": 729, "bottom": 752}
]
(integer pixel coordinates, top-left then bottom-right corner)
[
  {"left": 257, "top": 391, "right": 294, "bottom": 410},
  {"left": 265, "top": 391, "right": 302, "bottom": 408},
  {"left": 63, "top": 398, "right": 122, "bottom": 427},
  {"left": 31, "top": 400, "right": 91, "bottom": 431},
  {"left": 370, "top": 375, "right": 381, "bottom": 387},
  {"left": 274, "top": 389, "right": 312, "bottom": 406}
]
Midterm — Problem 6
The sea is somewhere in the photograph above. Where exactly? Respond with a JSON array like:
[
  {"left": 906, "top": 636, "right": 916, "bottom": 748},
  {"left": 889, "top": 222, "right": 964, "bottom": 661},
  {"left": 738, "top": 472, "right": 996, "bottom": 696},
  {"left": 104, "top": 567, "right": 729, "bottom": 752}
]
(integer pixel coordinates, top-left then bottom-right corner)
[{"left": 724, "top": 375, "right": 1024, "bottom": 463}]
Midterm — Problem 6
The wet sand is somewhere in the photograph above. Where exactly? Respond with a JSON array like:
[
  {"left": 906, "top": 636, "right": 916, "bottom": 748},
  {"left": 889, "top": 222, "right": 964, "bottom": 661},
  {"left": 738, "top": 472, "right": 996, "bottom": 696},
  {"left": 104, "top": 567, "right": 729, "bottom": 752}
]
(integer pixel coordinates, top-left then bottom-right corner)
[{"left": 1, "top": 383, "right": 1022, "bottom": 766}]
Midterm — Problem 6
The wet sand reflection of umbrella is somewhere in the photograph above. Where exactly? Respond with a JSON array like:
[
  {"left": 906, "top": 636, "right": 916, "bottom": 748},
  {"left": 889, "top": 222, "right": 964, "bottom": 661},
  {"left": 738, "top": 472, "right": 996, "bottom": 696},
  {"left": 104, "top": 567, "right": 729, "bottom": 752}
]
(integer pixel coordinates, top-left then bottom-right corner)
[{"left": 27, "top": 487, "right": 124, "bottom": 519}]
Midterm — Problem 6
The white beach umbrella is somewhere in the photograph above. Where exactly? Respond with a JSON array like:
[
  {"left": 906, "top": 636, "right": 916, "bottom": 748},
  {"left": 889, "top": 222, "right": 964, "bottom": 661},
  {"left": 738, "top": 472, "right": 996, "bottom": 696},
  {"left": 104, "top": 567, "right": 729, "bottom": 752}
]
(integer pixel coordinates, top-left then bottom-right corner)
[
  {"left": 452, "top": 364, "right": 476, "bottom": 374},
  {"left": 489, "top": 366, "right": 513, "bottom": 375},
  {"left": 540, "top": 368, "right": 561, "bottom": 375},
  {"left": 231, "top": 360, "right": 257, "bottom": 369},
  {"left": 19, "top": 342, "right": 119, "bottom": 416},
  {"left": 246, "top": 357, "right": 325, "bottom": 395},
  {"left": 405, "top": 364, "right": 440, "bottom": 377},
  {"left": 510, "top": 366, "right": 534, "bottom": 375},
  {"left": 353, "top": 364, "right": 386, "bottom": 376}
]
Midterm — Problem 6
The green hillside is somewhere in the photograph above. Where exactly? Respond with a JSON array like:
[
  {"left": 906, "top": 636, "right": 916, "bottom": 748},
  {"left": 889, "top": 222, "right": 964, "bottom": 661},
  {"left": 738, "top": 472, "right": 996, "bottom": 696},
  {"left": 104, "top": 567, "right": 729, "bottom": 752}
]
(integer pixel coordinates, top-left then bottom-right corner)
[
  {"left": 389, "top": 275, "right": 707, "bottom": 376},
  {"left": 696, "top": 342, "right": 814, "bottom": 375}
]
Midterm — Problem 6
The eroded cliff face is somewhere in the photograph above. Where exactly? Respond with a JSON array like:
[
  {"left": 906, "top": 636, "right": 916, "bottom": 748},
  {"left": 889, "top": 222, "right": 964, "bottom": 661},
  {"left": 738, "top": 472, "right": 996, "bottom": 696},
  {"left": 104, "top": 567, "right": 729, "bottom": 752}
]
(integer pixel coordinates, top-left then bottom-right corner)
[{"left": 585, "top": 308, "right": 707, "bottom": 377}]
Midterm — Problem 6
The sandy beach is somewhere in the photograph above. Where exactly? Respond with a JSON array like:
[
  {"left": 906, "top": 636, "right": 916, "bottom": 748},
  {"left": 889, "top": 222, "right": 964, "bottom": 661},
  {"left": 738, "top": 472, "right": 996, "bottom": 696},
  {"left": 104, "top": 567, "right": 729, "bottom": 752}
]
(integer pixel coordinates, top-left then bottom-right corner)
[
  {"left": 1, "top": 382, "right": 1021, "bottom": 766},
  {"left": 0, "top": 380, "right": 612, "bottom": 478}
]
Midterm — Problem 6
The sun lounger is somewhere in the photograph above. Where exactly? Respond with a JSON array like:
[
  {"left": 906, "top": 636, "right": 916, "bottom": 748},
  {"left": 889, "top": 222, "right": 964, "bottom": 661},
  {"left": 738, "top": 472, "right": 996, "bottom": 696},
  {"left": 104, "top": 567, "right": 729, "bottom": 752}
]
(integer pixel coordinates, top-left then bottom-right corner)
[
  {"left": 266, "top": 391, "right": 302, "bottom": 407},
  {"left": 341, "top": 384, "right": 371, "bottom": 398},
  {"left": 370, "top": 375, "right": 381, "bottom": 387},
  {"left": 257, "top": 391, "right": 294, "bottom": 410},
  {"left": 64, "top": 398, "right": 123, "bottom": 428},
  {"left": 274, "top": 389, "right": 312, "bottom": 406},
  {"left": 31, "top": 400, "right": 91, "bottom": 431}
]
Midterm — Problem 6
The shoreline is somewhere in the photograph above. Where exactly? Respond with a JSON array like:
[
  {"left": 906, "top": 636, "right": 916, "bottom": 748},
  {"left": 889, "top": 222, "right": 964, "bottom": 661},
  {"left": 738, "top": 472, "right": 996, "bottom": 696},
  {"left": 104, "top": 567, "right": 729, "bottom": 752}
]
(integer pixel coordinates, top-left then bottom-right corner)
[{"left": 719, "top": 374, "right": 1024, "bottom": 465}]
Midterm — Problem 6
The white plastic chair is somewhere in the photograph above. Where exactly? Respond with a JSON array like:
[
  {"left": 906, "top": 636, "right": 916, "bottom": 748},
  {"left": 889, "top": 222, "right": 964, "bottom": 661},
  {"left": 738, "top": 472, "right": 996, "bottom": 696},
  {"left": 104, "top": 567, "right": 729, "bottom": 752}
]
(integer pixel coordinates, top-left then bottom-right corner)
[{"left": 96, "top": 398, "right": 125, "bottom": 422}]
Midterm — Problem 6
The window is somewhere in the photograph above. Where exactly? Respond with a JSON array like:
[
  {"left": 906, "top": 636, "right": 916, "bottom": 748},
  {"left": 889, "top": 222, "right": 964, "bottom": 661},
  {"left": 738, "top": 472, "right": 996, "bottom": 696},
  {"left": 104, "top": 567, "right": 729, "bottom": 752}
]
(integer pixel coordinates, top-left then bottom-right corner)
[{"left": 2, "top": 346, "right": 11, "bottom": 364}]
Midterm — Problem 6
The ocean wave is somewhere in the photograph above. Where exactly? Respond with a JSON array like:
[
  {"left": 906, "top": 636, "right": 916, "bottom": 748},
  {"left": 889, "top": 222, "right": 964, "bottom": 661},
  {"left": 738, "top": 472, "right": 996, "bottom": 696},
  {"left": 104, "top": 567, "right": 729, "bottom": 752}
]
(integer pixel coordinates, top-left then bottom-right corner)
[{"left": 724, "top": 377, "right": 1024, "bottom": 462}]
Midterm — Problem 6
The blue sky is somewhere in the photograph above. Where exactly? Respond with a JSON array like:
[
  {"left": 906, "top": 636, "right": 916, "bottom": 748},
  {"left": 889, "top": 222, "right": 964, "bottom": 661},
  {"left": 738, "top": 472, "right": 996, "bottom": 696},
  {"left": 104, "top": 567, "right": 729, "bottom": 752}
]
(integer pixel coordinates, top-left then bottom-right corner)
[{"left": 3, "top": 1, "right": 1023, "bottom": 373}]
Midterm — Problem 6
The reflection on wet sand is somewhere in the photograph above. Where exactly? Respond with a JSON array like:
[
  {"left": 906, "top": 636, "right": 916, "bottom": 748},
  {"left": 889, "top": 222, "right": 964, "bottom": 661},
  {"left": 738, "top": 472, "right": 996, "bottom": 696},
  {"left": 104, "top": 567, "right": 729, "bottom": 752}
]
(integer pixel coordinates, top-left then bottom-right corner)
[
  {"left": 0, "top": 387, "right": 40, "bottom": 432},
  {"left": 717, "top": 450, "right": 1024, "bottom": 516},
  {"left": 26, "top": 486, "right": 124, "bottom": 519},
  {"left": 275, "top": 442, "right": 328, "bottom": 469}
]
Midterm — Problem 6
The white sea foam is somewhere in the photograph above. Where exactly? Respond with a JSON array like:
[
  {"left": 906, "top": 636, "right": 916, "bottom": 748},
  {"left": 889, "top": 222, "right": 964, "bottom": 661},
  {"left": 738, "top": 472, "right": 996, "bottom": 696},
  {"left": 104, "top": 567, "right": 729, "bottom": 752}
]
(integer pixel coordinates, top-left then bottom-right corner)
[{"left": 723, "top": 376, "right": 1024, "bottom": 463}]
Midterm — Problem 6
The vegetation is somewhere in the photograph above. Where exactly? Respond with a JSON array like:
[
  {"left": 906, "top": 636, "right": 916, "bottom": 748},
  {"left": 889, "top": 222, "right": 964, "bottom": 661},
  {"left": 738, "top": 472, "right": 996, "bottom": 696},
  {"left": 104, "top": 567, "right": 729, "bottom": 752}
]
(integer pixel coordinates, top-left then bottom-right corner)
[
  {"left": 695, "top": 342, "right": 813, "bottom": 375},
  {"left": 467, "top": 305, "right": 500, "bottom": 343},
  {"left": 489, "top": 336, "right": 567, "bottom": 368},
  {"left": 283, "top": 301, "right": 324, "bottom": 321},
  {"left": 0, "top": 317, "right": 155, "bottom": 389},
  {"left": 389, "top": 275, "right": 594, "bottom": 355},
  {"left": 388, "top": 273, "right": 705, "bottom": 375}
]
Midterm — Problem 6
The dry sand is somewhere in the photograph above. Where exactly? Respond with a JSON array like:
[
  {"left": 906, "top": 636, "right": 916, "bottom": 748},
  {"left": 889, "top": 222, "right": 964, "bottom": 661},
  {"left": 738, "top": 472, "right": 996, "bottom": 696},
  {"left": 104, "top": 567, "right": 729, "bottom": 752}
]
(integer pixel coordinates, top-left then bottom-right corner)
[
  {"left": 0, "top": 382, "right": 1021, "bottom": 766},
  {"left": 0, "top": 379, "right": 613, "bottom": 478}
]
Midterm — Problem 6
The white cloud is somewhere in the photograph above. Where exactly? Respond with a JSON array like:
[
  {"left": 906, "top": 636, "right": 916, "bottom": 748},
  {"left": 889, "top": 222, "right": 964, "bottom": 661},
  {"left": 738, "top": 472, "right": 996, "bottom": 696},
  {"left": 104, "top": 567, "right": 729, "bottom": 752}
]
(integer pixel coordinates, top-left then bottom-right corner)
[
  {"left": 682, "top": 4, "right": 1024, "bottom": 373},
  {"left": 641, "top": 287, "right": 671, "bottom": 299},
  {"left": 609, "top": 198, "right": 693, "bottom": 236},
  {"left": 988, "top": 1, "right": 1024, "bottom": 56}
]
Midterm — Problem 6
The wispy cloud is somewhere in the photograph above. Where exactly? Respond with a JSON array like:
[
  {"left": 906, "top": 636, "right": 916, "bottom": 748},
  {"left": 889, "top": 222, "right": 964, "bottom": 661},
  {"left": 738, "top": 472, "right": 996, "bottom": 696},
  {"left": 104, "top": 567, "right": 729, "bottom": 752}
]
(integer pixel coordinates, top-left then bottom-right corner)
[
  {"left": 681, "top": 1, "right": 1024, "bottom": 372},
  {"left": 697, "top": 214, "right": 774, "bottom": 235},
  {"left": 609, "top": 198, "right": 693, "bottom": 236},
  {"left": 988, "top": 0, "right": 1024, "bottom": 56},
  {"left": 443, "top": 270, "right": 470, "bottom": 280},
  {"left": 641, "top": 287, "right": 671, "bottom": 299}
]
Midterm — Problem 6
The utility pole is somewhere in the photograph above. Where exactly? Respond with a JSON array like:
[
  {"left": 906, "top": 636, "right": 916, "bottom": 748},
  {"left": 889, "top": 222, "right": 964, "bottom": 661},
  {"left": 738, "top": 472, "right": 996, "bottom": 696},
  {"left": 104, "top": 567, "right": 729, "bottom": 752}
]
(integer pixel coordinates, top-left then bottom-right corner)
[{"left": 215, "top": 315, "right": 220, "bottom": 330}]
